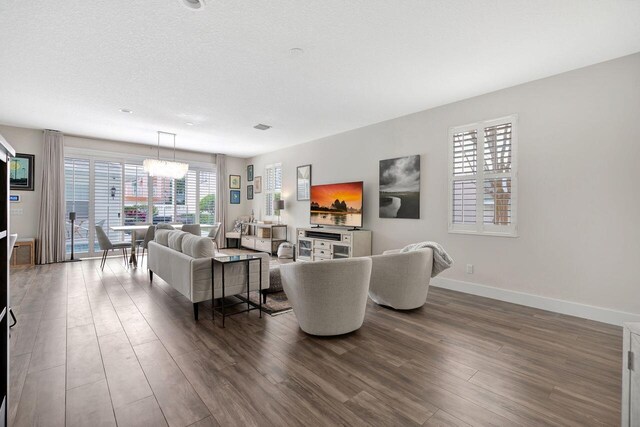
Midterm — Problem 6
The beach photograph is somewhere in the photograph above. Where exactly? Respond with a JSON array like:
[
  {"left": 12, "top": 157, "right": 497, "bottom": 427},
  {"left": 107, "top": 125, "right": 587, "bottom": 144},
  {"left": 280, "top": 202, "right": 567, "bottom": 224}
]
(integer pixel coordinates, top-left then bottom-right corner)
[{"left": 379, "top": 155, "right": 420, "bottom": 219}]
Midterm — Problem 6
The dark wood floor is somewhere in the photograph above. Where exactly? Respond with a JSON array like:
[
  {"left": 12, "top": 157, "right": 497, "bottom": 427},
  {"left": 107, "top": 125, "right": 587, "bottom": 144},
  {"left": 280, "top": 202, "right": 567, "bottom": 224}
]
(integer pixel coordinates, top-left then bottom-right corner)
[{"left": 8, "top": 256, "right": 622, "bottom": 426}]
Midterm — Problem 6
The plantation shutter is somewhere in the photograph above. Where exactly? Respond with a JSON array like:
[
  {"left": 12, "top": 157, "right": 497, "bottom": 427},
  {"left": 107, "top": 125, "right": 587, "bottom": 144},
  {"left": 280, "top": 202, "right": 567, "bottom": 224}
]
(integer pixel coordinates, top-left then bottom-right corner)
[
  {"left": 94, "top": 160, "right": 123, "bottom": 244},
  {"left": 449, "top": 116, "right": 517, "bottom": 236},
  {"left": 451, "top": 129, "right": 478, "bottom": 227},
  {"left": 152, "top": 176, "right": 174, "bottom": 223},
  {"left": 264, "top": 163, "right": 282, "bottom": 217},
  {"left": 265, "top": 165, "right": 275, "bottom": 217},
  {"left": 482, "top": 123, "right": 513, "bottom": 227},
  {"left": 124, "top": 163, "right": 149, "bottom": 224},
  {"left": 175, "top": 170, "right": 197, "bottom": 224},
  {"left": 199, "top": 170, "right": 217, "bottom": 227},
  {"left": 64, "top": 158, "right": 90, "bottom": 254}
]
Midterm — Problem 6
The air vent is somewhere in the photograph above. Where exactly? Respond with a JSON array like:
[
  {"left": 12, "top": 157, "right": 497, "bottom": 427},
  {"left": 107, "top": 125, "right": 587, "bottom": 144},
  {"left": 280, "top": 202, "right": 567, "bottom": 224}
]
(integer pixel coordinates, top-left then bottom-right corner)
[{"left": 254, "top": 124, "right": 272, "bottom": 131}]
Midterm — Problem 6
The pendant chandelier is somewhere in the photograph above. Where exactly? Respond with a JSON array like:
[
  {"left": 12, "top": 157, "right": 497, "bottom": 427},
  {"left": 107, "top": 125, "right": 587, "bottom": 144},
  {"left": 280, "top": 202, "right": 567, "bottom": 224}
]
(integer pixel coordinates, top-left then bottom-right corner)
[{"left": 143, "top": 131, "right": 189, "bottom": 179}]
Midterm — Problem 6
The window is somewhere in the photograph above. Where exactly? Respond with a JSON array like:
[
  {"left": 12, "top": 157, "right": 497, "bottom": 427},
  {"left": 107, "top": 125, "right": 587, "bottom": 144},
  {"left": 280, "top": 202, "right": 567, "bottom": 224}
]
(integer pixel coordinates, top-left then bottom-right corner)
[
  {"left": 449, "top": 115, "right": 517, "bottom": 236},
  {"left": 64, "top": 158, "right": 90, "bottom": 254},
  {"left": 94, "top": 160, "right": 123, "bottom": 246},
  {"left": 152, "top": 176, "right": 174, "bottom": 223},
  {"left": 198, "top": 170, "right": 216, "bottom": 232},
  {"left": 124, "top": 164, "right": 149, "bottom": 225},
  {"left": 64, "top": 149, "right": 217, "bottom": 256},
  {"left": 264, "top": 163, "right": 282, "bottom": 217},
  {"left": 176, "top": 170, "right": 198, "bottom": 225}
]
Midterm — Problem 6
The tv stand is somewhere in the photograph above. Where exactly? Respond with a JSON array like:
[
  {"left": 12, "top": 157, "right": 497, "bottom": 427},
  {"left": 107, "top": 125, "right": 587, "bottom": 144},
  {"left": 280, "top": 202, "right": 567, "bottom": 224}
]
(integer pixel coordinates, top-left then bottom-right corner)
[{"left": 296, "top": 227, "right": 372, "bottom": 261}]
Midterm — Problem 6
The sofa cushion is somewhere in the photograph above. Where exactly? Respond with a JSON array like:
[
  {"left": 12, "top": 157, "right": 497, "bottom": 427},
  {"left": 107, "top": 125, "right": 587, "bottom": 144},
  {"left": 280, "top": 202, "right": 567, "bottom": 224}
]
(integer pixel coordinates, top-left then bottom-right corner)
[
  {"left": 155, "top": 229, "right": 172, "bottom": 246},
  {"left": 182, "top": 234, "right": 215, "bottom": 259},
  {"left": 168, "top": 230, "right": 188, "bottom": 252}
]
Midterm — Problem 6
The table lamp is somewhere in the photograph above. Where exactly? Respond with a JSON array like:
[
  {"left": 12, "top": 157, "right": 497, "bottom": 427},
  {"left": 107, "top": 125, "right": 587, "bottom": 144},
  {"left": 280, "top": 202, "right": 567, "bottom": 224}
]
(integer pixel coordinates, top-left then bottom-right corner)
[{"left": 273, "top": 200, "right": 285, "bottom": 225}]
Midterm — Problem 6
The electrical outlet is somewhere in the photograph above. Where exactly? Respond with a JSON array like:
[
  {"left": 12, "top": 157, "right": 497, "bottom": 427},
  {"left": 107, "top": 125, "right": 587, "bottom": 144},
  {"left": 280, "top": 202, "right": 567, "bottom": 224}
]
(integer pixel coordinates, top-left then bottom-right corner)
[{"left": 466, "top": 264, "right": 474, "bottom": 274}]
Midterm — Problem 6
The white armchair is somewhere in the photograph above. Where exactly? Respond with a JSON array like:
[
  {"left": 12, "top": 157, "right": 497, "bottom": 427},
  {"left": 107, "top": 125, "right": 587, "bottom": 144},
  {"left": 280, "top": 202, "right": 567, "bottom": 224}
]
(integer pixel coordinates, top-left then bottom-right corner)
[
  {"left": 368, "top": 248, "right": 433, "bottom": 310},
  {"left": 280, "top": 258, "right": 372, "bottom": 336}
]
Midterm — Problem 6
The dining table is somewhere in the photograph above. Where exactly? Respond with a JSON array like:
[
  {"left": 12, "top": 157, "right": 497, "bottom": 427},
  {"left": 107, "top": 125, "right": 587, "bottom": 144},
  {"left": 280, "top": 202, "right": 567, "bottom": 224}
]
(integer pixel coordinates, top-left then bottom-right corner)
[{"left": 110, "top": 223, "right": 214, "bottom": 267}]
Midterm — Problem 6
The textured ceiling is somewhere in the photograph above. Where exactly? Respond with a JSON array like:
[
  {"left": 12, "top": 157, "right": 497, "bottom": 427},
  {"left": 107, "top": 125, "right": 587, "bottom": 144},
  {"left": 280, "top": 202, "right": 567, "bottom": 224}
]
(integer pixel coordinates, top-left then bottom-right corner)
[{"left": 1, "top": 0, "right": 639, "bottom": 157}]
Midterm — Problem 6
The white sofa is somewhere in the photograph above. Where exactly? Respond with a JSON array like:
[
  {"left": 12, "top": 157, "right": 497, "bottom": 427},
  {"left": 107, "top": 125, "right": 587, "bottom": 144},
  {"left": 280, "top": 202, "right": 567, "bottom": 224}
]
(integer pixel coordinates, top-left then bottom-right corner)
[
  {"left": 148, "top": 229, "right": 270, "bottom": 320},
  {"left": 280, "top": 257, "right": 372, "bottom": 336},
  {"left": 368, "top": 248, "right": 433, "bottom": 310}
]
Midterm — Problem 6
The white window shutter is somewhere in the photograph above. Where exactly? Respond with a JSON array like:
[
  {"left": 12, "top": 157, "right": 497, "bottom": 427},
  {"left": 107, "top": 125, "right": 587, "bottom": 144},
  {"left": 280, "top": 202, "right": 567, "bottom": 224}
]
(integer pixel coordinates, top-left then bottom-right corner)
[
  {"left": 64, "top": 158, "right": 90, "bottom": 254},
  {"left": 449, "top": 115, "right": 517, "bottom": 236}
]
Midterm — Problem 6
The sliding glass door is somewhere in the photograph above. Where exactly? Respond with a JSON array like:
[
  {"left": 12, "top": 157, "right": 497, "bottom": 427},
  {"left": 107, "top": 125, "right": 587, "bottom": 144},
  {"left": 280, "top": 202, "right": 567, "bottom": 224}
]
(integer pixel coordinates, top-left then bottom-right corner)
[
  {"left": 64, "top": 158, "right": 90, "bottom": 254},
  {"left": 94, "top": 161, "right": 123, "bottom": 247},
  {"left": 64, "top": 154, "right": 216, "bottom": 257}
]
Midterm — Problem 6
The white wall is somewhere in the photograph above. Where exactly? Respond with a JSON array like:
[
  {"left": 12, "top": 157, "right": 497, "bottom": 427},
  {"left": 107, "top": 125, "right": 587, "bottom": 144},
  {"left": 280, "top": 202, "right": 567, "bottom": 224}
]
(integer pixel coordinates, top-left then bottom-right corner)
[
  {"left": 247, "top": 53, "right": 640, "bottom": 318},
  {"left": 0, "top": 125, "right": 246, "bottom": 238}
]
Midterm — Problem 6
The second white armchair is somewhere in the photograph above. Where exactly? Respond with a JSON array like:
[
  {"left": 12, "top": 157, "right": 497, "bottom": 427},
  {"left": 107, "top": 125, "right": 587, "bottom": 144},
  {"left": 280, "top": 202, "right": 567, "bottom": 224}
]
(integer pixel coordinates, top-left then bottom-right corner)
[{"left": 368, "top": 248, "right": 433, "bottom": 310}]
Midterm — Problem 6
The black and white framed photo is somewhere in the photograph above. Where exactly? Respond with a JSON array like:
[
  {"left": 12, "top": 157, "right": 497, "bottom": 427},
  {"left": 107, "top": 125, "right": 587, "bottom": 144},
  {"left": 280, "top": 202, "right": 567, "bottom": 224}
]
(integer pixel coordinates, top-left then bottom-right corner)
[
  {"left": 254, "top": 176, "right": 262, "bottom": 193},
  {"left": 379, "top": 155, "right": 420, "bottom": 219},
  {"left": 10, "top": 153, "right": 35, "bottom": 191},
  {"left": 229, "top": 174, "right": 241, "bottom": 189},
  {"left": 247, "top": 185, "right": 254, "bottom": 200},
  {"left": 247, "top": 164, "right": 254, "bottom": 182},
  {"left": 296, "top": 164, "right": 311, "bottom": 201}
]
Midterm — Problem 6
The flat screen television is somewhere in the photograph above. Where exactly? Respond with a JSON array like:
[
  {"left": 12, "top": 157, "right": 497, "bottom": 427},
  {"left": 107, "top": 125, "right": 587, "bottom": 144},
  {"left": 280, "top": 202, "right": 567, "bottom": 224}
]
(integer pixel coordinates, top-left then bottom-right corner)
[{"left": 310, "top": 181, "right": 363, "bottom": 228}]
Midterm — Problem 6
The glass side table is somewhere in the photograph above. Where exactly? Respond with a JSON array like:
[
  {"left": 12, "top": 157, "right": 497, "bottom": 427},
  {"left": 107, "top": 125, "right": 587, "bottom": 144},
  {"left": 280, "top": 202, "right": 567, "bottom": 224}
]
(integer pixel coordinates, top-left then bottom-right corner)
[{"left": 211, "top": 254, "right": 263, "bottom": 327}]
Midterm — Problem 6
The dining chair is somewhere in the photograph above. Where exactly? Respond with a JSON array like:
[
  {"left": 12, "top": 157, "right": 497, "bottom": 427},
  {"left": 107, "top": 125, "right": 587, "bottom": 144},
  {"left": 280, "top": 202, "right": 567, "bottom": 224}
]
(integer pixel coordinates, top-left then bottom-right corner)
[
  {"left": 181, "top": 224, "right": 201, "bottom": 236},
  {"left": 137, "top": 225, "right": 155, "bottom": 266},
  {"left": 155, "top": 223, "right": 174, "bottom": 231},
  {"left": 95, "top": 225, "right": 130, "bottom": 270}
]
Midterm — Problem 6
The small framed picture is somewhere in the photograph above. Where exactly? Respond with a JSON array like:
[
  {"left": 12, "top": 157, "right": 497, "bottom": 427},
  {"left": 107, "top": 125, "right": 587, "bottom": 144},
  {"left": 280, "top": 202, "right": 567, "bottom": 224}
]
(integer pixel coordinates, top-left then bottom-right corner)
[
  {"left": 297, "top": 164, "right": 311, "bottom": 201},
  {"left": 229, "top": 175, "right": 241, "bottom": 189},
  {"left": 230, "top": 190, "right": 241, "bottom": 204},
  {"left": 247, "top": 164, "right": 254, "bottom": 182},
  {"left": 254, "top": 176, "right": 262, "bottom": 193},
  {"left": 10, "top": 153, "right": 35, "bottom": 191},
  {"left": 247, "top": 185, "right": 254, "bottom": 200}
]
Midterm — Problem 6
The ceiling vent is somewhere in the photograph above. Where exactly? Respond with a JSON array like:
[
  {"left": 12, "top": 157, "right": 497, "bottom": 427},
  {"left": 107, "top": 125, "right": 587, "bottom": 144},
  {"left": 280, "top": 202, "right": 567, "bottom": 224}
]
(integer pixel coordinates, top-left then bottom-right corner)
[
  {"left": 181, "top": 0, "right": 205, "bottom": 10},
  {"left": 254, "top": 124, "right": 272, "bottom": 131}
]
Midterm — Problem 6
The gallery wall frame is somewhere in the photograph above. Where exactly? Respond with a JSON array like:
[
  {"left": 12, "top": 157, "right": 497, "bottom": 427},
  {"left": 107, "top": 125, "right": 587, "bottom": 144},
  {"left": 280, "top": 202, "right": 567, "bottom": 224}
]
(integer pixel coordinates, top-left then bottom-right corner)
[
  {"left": 296, "top": 164, "right": 312, "bottom": 201},
  {"left": 230, "top": 190, "right": 241, "bottom": 204},
  {"left": 379, "top": 155, "right": 420, "bottom": 219},
  {"left": 10, "top": 153, "right": 35, "bottom": 191},
  {"left": 229, "top": 174, "right": 241, "bottom": 189}
]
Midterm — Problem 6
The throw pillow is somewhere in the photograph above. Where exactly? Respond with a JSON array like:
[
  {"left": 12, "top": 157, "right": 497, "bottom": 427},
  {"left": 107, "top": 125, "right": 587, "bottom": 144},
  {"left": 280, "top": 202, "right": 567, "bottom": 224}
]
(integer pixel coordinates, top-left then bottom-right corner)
[
  {"left": 168, "top": 231, "right": 188, "bottom": 252},
  {"left": 182, "top": 234, "right": 215, "bottom": 258}
]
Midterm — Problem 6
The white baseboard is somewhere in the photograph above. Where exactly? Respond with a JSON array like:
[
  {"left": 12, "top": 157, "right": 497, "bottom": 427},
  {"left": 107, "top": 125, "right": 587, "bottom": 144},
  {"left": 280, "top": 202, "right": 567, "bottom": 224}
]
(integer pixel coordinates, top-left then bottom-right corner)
[{"left": 431, "top": 277, "right": 640, "bottom": 326}]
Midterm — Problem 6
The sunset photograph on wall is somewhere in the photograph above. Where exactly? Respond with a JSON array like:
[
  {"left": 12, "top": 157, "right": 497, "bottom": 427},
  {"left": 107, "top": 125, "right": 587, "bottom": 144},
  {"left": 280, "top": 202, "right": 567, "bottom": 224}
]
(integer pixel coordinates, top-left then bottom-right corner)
[{"left": 310, "top": 181, "right": 363, "bottom": 227}]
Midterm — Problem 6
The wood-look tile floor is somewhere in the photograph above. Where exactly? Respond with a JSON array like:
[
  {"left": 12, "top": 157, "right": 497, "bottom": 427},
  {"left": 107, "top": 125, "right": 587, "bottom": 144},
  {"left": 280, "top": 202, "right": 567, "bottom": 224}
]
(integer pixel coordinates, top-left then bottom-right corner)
[{"left": 8, "top": 256, "right": 622, "bottom": 426}]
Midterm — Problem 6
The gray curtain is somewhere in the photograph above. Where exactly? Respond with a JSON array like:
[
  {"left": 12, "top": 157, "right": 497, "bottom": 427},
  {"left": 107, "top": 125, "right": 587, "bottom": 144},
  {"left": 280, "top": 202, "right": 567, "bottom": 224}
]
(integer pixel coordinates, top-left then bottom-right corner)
[
  {"left": 215, "top": 154, "right": 227, "bottom": 248},
  {"left": 36, "top": 130, "right": 66, "bottom": 264}
]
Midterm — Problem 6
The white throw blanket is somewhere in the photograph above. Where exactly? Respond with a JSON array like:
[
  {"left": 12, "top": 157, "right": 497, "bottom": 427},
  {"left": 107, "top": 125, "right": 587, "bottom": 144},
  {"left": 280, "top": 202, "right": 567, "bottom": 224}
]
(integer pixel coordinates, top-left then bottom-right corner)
[{"left": 400, "top": 241, "right": 453, "bottom": 277}]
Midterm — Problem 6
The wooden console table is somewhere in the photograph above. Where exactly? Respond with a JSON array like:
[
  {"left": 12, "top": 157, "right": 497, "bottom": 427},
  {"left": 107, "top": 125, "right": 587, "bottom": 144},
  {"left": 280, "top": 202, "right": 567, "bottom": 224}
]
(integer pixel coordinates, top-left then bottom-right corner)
[{"left": 240, "top": 223, "right": 287, "bottom": 254}]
